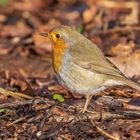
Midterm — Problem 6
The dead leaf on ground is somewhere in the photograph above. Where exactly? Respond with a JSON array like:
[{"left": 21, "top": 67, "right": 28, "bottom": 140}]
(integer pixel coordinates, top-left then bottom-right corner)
[
  {"left": 108, "top": 42, "right": 140, "bottom": 78},
  {"left": 0, "top": 20, "right": 32, "bottom": 38}
]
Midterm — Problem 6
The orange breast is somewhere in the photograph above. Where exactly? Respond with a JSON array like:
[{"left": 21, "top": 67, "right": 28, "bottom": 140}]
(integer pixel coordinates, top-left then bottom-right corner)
[{"left": 52, "top": 41, "right": 68, "bottom": 73}]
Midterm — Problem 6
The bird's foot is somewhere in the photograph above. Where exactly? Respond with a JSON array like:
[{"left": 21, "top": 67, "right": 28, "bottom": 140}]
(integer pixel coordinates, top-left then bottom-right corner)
[
  {"left": 79, "top": 108, "right": 94, "bottom": 114},
  {"left": 79, "top": 108, "right": 87, "bottom": 113},
  {"left": 79, "top": 95, "right": 93, "bottom": 113}
]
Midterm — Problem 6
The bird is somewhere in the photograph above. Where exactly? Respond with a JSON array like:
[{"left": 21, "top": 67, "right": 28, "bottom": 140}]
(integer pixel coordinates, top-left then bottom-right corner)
[{"left": 40, "top": 25, "right": 140, "bottom": 113}]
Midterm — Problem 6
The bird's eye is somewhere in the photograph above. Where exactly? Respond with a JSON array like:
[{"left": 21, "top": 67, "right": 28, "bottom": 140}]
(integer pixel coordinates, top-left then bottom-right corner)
[{"left": 55, "top": 34, "right": 60, "bottom": 39}]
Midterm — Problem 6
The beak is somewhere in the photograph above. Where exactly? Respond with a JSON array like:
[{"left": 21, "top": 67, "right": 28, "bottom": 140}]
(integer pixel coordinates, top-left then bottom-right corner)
[{"left": 39, "top": 32, "right": 48, "bottom": 37}]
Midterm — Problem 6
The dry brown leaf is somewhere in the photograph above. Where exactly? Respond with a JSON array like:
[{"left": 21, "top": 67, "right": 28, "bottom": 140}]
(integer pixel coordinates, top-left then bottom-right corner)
[
  {"left": 83, "top": 6, "right": 97, "bottom": 23},
  {"left": 0, "top": 21, "right": 32, "bottom": 37},
  {"left": 110, "top": 42, "right": 135, "bottom": 56},
  {"left": 52, "top": 107, "right": 69, "bottom": 117},
  {"left": 0, "top": 94, "right": 8, "bottom": 104},
  {"left": 108, "top": 42, "right": 140, "bottom": 78},
  {"left": 32, "top": 22, "right": 61, "bottom": 54},
  {"left": 12, "top": 0, "right": 51, "bottom": 11},
  {"left": 0, "top": 43, "right": 13, "bottom": 55},
  {"left": 33, "top": 26, "right": 52, "bottom": 54}
]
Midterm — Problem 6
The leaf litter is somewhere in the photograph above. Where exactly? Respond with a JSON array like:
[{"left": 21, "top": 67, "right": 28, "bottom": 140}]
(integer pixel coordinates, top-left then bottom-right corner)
[{"left": 0, "top": 0, "right": 140, "bottom": 139}]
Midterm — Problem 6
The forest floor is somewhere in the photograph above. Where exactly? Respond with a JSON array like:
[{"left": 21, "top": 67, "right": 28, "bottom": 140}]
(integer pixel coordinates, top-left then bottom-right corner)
[{"left": 0, "top": 0, "right": 140, "bottom": 139}]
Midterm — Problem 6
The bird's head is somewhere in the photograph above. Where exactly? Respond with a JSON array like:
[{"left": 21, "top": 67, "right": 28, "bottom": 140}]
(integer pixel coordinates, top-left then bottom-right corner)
[
  {"left": 40, "top": 25, "right": 76, "bottom": 72},
  {"left": 40, "top": 25, "right": 78, "bottom": 53}
]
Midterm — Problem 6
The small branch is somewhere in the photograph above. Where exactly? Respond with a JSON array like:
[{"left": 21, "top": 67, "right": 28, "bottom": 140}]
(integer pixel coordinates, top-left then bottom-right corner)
[
  {"left": 0, "top": 98, "right": 53, "bottom": 108},
  {"left": 7, "top": 116, "right": 29, "bottom": 126},
  {"left": 91, "top": 120, "right": 120, "bottom": 140},
  {"left": 0, "top": 87, "right": 33, "bottom": 100},
  {"left": 123, "top": 102, "right": 140, "bottom": 111}
]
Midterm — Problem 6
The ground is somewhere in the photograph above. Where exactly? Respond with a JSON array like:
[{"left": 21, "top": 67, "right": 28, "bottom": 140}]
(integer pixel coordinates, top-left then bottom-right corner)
[{"left": 0, "top": 0, "right": 140, "bottom": 139}]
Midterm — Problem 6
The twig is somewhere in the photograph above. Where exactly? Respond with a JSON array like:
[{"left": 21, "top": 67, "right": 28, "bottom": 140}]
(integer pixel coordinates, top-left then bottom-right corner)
[
  {"left": 0, "top": 87, "right": 33, "bottom": 100},
  {"left": 91, "top": 120, "right": 120, "bottom": 140},
  {"left": 0, "top": 98, "right": 54, "bottom": 108},
  {"left": 123, "top": 102, "right": 140, "bottom": 111},
  {"left": 7, "top": 116, "right": 29, "bottom": 126}
]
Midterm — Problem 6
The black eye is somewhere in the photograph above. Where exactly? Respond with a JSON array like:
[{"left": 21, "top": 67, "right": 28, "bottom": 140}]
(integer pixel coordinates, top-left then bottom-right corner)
[{"left": 55, "top": 34, "right": 60, "bottom": 39}]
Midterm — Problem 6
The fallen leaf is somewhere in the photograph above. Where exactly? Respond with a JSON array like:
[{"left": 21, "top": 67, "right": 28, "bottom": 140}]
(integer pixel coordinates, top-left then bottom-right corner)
[{"left": 53, "top": 94, "right": 65, "bottom": 102}]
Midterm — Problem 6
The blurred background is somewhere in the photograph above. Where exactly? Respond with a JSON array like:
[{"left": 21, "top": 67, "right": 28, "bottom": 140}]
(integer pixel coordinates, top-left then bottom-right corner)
[
  {"left": 0, "top": 0, "right": 140, "bottom": 79},
  {"left": 0, "top": 0, "right": 140, "bottom": 139}
]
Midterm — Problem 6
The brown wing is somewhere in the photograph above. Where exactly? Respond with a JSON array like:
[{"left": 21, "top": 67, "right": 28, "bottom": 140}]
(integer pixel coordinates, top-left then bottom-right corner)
[{"left": 69, "top": 38, "right": 125, "bottom": 78}]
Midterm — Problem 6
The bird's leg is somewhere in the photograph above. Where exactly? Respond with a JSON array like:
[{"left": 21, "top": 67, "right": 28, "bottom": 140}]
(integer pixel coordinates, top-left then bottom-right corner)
[{"left": 82, "top": 95, "right": 93, "bottom": 113}]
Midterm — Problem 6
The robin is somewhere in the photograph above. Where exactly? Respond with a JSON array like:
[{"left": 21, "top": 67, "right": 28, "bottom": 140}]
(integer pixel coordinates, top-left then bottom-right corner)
[{"left": 40, "top": 25, "right": 140, "bottom": 113}]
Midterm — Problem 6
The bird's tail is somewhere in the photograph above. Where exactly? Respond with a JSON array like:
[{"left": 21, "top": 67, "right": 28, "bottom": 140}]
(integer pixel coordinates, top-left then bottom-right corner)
[{"left": 123, "top": 79, "right": 140, "bottom": 91}]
